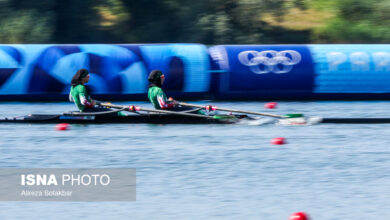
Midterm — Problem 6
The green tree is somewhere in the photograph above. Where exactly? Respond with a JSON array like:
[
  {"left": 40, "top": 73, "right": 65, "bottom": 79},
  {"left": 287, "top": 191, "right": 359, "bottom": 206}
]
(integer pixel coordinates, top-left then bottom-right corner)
[
  {"left": 312, "top": 0, "right": 390, "bottom": 43},
  {"left": 0, "top": 0, "right": 54, "bottom": 43}
]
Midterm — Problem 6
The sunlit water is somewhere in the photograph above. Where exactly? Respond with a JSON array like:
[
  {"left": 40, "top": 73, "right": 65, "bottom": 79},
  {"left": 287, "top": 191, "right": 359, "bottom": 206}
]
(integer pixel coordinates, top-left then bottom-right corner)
[{"left": 0, "top": 101, "right": 390, "bottom": 220}]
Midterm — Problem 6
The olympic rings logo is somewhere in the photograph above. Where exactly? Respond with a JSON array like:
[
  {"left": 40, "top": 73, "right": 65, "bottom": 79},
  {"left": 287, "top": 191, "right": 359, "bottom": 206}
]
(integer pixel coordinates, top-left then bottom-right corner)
[{"left": 238, "top": 50, "right": 302, "bottom": 74}]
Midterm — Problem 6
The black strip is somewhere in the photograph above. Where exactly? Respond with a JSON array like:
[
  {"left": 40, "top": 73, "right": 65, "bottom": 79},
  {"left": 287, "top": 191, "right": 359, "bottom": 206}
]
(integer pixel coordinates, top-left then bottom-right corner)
[{"left": 322, "top": 118, "right": 390, "bottom": 124}]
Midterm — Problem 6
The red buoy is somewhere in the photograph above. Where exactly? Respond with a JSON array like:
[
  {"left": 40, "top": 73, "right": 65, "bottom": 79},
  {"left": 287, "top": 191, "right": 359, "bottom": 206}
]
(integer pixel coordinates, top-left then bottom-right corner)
[
  {"left": 55, "top": 123, "right": 70, "bottom": 131},
  {"left": 271, "top": 137, "right": 286, "bottom": 145},
  {"left": 264, "top": 102, "right": 277, "bottom": 109},
  {"left": 289, "top": 212, "right": 309, "bottom": 220}
]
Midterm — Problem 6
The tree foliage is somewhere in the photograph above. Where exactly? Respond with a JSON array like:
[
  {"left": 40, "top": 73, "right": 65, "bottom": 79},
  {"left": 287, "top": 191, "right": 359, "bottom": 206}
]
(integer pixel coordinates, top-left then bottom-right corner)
[
  {"left": 0, "top": 0, "right": 389, "bottom": 44},
  {"left": 312, "top": 0, "right": 390, "bottom": 43}
]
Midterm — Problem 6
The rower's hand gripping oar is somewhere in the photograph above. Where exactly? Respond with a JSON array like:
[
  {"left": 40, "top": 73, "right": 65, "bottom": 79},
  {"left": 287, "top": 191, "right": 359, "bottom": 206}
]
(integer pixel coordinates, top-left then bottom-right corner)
[
  {"left": 98, "top": 102, "right": 217, "bottom": 119},
  {"left": 178, "top": 102, "right": 303, "bottom": 119}
]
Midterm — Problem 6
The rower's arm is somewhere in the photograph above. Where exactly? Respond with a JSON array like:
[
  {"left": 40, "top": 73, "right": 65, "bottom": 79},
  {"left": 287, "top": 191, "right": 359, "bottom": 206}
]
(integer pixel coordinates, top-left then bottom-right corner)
[
  {"left": 80, "top": 96, "right": 93, "bottom": 108},
  {"left": 157, "top": 90, "right": 175, "bottom": 109},
  {"left": 69, "top": 93, "right": 74, "bottom": 102}
]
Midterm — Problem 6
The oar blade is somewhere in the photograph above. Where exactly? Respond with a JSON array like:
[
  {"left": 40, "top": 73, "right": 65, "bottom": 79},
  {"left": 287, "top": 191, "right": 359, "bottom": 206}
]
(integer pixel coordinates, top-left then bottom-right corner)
[
  {"left": 282, "top": 113, "right": 304, "bottom": 118},
  {"left": 212, "top": 115, "right": 240, "bottom": 124}
]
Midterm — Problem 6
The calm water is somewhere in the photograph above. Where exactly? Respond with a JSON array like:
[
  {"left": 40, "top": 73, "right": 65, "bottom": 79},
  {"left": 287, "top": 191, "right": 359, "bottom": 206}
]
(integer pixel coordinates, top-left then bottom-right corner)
[{"left": 0, "top": 101, "right": 390, "bottom": 220}]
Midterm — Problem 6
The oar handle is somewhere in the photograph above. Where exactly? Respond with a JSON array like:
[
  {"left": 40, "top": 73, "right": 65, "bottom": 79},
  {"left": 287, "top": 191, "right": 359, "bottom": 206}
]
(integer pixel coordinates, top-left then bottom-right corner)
[
  {"left": 99, "top": 103, "right": 215, "bottom": 119},
  {"left": 179, "top": 102, "right": 285, "bottom": 119}
]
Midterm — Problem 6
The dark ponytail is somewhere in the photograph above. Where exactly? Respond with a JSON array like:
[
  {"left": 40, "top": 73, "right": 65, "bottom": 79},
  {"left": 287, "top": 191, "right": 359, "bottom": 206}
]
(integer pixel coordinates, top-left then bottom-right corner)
[{"left": 71, "top": 69, "right": 89, "bottom": 87}]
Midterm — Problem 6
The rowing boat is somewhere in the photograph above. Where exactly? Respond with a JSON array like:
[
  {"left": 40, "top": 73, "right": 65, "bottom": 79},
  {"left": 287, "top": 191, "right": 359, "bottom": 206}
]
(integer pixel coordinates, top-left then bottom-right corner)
[
  {"left": 0, "top": 112, "right": 249, "bottom": 124},
  {"left": 1, "top": 113, "right": 390, "bottom": 124},
  {"left": 2, "top": 113, "right": 389, "bottom": 124}
]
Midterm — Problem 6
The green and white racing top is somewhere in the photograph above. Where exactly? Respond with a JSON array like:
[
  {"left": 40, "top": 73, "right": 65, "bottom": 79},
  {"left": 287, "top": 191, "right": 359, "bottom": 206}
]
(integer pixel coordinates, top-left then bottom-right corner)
[
  {"left": 147, "top": 86, "right": 175, "bottom": 109},
  {"left": 69, "top": 84, "right": 93, "bottom": 111}
]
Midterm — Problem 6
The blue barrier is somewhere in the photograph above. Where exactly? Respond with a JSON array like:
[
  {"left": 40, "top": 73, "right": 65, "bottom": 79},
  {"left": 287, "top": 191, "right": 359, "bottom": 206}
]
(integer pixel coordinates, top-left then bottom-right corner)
[
  {"left": 209, "top": 45, "right": 315, "bottom": 98},
  {"left": 1, "top": 43, "right": 390, "bottom": 101},
  {"left": 310, "top": 44, "right": 390, "bottom": 93},
  {"left": 0, "top": 44, "right": 210, "bottom": 98}
]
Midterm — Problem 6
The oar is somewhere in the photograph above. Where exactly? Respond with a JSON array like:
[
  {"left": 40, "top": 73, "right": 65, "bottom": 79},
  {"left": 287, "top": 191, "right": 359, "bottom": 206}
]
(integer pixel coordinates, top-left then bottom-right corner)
[
  {"left": 98, "top": 102, "right": 217, "bottom": 119},
  {"left": 64, "top": 107, "right": 126, "bottom": 116},
  {"left": 178, "top": 102, "right": 303, "bottom": 119}
]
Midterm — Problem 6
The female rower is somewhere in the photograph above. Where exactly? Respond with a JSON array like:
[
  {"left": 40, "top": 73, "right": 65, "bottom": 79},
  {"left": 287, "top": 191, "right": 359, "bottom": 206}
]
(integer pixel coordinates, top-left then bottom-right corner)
[
  {"left": 147, "top": 70, "right": 178, "bottom": 110},
  {"left": 147, "top": 70, "right": 209, "bottom": 114},
  {"left": 69, "top": 69, "right": 98, "bottom": 112}
]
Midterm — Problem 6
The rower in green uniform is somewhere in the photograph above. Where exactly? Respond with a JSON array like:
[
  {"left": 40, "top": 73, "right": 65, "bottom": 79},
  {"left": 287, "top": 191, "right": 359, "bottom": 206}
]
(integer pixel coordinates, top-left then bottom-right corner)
[
  {"left": 147, "top": 70, "right": 177, "bottom": 110},
  {"left": 69, "top": 69, "right": 123, "bottom": 115},
  {"left": 147, "top": 70, "right": 208, "bottom": 115},
  {"left": 69, "top": 69, "right": 97, "bottom": 112}
]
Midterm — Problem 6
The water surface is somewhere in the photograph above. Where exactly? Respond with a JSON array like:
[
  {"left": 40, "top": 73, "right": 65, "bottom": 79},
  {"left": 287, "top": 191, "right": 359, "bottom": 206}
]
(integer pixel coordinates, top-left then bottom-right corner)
[{"left": 0, "top": 101, "right": 389, "bottom": 220}]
